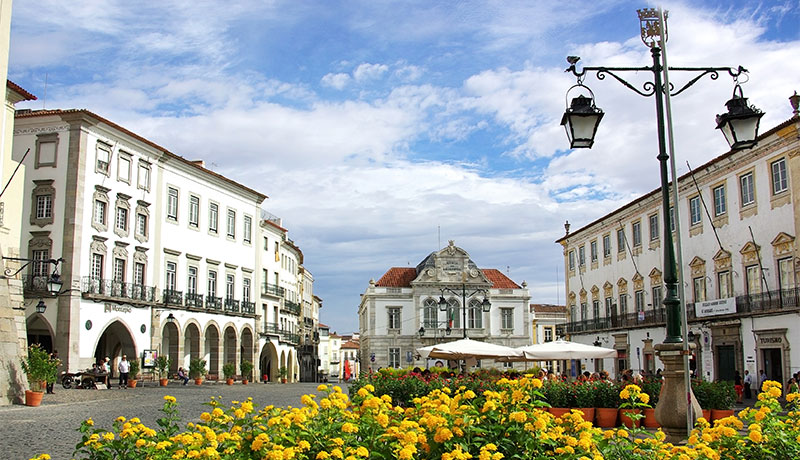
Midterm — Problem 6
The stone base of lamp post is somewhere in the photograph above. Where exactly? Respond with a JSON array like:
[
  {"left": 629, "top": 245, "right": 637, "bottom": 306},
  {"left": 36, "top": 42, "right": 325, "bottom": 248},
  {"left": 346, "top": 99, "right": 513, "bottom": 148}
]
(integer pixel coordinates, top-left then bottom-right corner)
[{"left": 654, "top": 342, "right": 701, "bottom": 443}]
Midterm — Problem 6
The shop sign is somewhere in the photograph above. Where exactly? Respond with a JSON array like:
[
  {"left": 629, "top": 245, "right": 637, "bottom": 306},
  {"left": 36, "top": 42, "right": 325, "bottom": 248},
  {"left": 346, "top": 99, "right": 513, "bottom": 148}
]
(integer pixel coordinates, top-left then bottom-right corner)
[
  {"left": 104, "top": 303, "right": 132, "bottom": 314},
  {"left": 695, "top": 297, "right": 736, "bottom": 317}
]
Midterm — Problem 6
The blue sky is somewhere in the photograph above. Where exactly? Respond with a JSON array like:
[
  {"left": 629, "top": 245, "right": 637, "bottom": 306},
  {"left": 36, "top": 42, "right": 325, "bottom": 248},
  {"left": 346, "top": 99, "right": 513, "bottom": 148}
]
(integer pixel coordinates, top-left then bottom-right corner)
[{"left": 9, "top": 1, "right": 800, "bottom": 334}]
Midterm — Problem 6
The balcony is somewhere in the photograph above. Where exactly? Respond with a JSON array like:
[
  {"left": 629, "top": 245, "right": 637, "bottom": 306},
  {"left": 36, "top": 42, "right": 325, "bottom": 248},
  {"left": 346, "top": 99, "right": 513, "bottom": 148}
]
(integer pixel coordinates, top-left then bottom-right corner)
[
  {"left": 224, "top": 297, "right": 240, "bottom": 313},
  {"left": 206, "top": 296, "right": 222, "bottom": 311},
  {"left": 185, "top": 292, "right": 204, "bottom": 308},
  {"left": 80, "top": 277, "right": 156, "bottom": 304},
  {"left": 261, "top": 283, "right": 284, "bottom": 298},
  {"left": 261, "top": 322, "right": 300, "bottom": 344},
  {"left": 566, "top": 287, "right": 800, "bottom": 335},
  {"left": 282, "top": 299, "right": 301, "bottom": 316},
  {"left": 163, "top": 289, "right": 183, "bottom": 306},
  {"left": 241, "top": 300, "right": 255, "bottom": 314}
]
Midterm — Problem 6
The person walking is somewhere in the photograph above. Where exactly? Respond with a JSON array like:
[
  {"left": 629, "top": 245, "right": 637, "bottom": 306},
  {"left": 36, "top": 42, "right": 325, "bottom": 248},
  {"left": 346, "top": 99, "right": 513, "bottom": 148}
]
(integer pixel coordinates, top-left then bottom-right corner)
[
  {"left": 734, "top": 370, "right": 743, "bottom": 403},
  {"left": 743, "top": 369, "right": 752, "bottom": 399},
  {"left": 759, "top": 369, "right": 768, "bottom": 392},
  {"left": 118, "top": 355, "right": 130, "bottom": 389}
]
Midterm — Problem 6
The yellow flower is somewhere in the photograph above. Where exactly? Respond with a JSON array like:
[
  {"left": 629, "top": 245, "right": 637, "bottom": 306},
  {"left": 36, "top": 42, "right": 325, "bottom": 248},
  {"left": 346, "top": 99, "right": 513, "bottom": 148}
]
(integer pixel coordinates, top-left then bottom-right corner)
[
  {"left": 85, "top": 418, "right": 94, "bottom": 426},
  {"left": 355, "top": 446, "right": 369, "bottom": 457},
  {"left": 316, "top": 452, "right": 330, "bottom": 460},
  {"left": 317, "top": 384, "right": 328, "bottom": 392},
  {"left": 341, "top": 422, "right": 358, "bottom": 433},
  {"left": 748, "top": 430, "right": 763, "bottom": 443},
  {"left": 164, "top": 395, "right": 177, "bottom": 403},
  {"left": 434, "top": 427, "right": 453, "bottom": 443},
  {"left": 103, "top": 432, "right": 115, "bottom": 441}
]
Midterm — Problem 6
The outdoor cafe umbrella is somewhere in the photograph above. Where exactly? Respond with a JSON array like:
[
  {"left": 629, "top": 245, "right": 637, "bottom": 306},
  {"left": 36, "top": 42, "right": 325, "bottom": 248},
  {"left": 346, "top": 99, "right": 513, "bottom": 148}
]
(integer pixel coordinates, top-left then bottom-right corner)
[
  {"left": 514, "top": 339, "right": 617, "bottom": 361},
  {"left": 417, "top": 338, "right": 523, "bottom": 361}
]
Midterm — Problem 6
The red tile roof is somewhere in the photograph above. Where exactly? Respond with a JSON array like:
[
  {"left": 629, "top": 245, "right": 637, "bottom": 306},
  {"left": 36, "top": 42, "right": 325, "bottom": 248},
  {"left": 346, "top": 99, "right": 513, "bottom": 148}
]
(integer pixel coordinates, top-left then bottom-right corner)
[
  {"left": 341, "top": 341, "right": 360, "bottom": 349},
  {"left": 531, "top": 304, "right": 567, "bottom": 313},
  {"left": 7, "top": 80, "right": 36, "bottom": 101},
  {"left": 375, "top": 267, "right": 521, "bottom": 289}
]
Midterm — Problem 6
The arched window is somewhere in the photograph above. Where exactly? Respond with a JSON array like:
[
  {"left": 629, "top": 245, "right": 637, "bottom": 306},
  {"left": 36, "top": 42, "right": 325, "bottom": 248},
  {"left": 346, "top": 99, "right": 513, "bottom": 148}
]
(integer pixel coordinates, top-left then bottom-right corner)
[
  {"left": 468, "top": 298, "right": 483, "bottom": 329},
  {"left": 423, "top": 298, "right": 438, "bottom": 328}
]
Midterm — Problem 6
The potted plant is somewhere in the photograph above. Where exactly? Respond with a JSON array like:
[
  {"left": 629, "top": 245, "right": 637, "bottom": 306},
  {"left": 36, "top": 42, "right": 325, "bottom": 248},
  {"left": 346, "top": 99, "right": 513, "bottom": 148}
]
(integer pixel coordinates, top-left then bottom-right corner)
[
  {"left": 543, "top": 380, "right": 570, "bottom": 418},
  {"left": 20, "top": 344, "right": 58, "bottom": 407},
  {"left": 640, "top": 378, "right": 662, "bottom": 428},
  {"left": 240, "top": 360, "right": 254, "bottom": 385},
  {"left": 572, "top": 381, "right": 596, "bottom": 423},
  {"left": 710, "top": 380, "right": 737, "bottom": 421},
  {"left": 594, "top": 380, "right": 620, "bottom": 427},
  {"left": 128, "top": 358, "right": 140, "bottom": 388},
  {"left": 223, "top": 362, "right": 236, "bottom": 385},
  {"left": 189, "top": 358, "right": 207, "bottom": 385},
  {"left": 155, "top": 355, "right": 170, "bottom": 386},
  {"left": 618, "top": 383, "right": 651, "bottom": 428},
  {"left": 278, "top": 366, "right": 288, "bottom": 384},
  {"left": 692, "top": 379, "right": 713, "bottom": 420}
]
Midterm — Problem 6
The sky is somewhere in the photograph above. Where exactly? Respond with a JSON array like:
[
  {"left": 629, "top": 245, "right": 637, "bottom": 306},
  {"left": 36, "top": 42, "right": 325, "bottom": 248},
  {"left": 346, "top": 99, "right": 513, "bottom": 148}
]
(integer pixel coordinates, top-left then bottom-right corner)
[{"left": 9, "top": 1, "right": 800, "bottom": 334}]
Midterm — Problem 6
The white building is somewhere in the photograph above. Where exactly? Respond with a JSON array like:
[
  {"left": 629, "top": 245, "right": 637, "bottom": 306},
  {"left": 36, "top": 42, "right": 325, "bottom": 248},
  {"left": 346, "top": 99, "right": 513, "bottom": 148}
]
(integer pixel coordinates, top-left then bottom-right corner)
[
  {"left": 530, "top": 303, "right": 568, "bottom": 374},
  {"left": 359, "top": 241, "right": 532, "bottom": 370},
  {"left": 14, "top": 109, "right": 317, "bottom": 383},
  {"left": 557, "top": 99, "right": 800, "bottom": 383}
]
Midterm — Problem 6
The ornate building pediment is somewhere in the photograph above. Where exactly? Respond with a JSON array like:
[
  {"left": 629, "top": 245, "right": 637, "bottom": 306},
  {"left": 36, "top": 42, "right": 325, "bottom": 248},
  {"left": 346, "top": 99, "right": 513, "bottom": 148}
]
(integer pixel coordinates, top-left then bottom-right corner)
[
  {"left": 740, "top": 242, "right": 760, "bottom": 264},
  {"left": 688, "top": 256, "right": 706, "bottom": 278},
  {"left": 603, "top": 281, "right": 614, "bottom": 297},
  {"left": 617, "top": 278, "right": 628, "bottom": 294},
  {"left": 648, "top": 267, "right": 662, "bottom": 284},
  {"left": 632, "top": 272, "right": 644, "bottom": 291},
  {"left": 771, "top": 232, "right": 795, "bottom": 257},
  {"left": 590, "top": 285, "right": 600, "bottom": 300},
  {"left": 713, "top": 249, "right": 732, "bottom": 271}
]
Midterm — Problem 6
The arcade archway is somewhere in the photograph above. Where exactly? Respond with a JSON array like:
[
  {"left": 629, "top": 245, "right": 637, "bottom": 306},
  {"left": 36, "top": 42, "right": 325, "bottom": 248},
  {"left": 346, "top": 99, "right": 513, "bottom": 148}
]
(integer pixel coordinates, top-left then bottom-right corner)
[
  {"left": 161, "top": 321, "right": 180, "bottom": 374},
  {"left": 26, "top": 314, "right": 54, "bottom": 353},
  {"left": 183, "top": 322, "right": 201, "bottom": 369},
  {"left": 204, "top": 324, "right": 220, "bottom": 377},
  {"left": 95, "top": 320, "right": 137, "bottom": 376},
  {"left": 259, "top": 341, "right": 278, "bottom": 382}
]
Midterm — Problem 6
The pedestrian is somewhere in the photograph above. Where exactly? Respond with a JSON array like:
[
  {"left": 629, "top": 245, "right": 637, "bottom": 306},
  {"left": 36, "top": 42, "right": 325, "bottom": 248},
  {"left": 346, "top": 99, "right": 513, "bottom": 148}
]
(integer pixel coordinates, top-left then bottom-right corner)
[
  {"left": 46, "top": 350, "right": 59, "bottom": 394},
  {"left": 177, "top": 367, "right": 189, "bottom": 385},
  {"left": 743, "top": 369, "right": 752, "bottom": 399},
  {"left": 118, "top": 355, "right": 130, "bottom": 389},
  {"left": 759, "top": 369, "right": 768, "bottom": 392},
  {"left": 788, "top": 377, "right": 799, "bottom": 395},
  {"left": 734, "top": 370, "right": 743, "bottom": 403}
]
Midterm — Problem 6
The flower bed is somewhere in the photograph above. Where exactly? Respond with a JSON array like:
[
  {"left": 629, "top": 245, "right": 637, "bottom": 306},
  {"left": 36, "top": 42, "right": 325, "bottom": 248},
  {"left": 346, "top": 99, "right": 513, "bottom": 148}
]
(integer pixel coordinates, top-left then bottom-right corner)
[{"left": 28, "top": 379, "right": 800, "bottom": 460}]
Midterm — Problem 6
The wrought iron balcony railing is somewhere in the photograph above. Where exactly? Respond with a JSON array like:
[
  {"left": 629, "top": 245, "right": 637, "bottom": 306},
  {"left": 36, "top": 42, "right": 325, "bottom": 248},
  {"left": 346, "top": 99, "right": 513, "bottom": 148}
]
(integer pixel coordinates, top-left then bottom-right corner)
[
  {"left": 261, "top": 322, "right": 300, "bottom": 344},
  {"left": 241, "top": 300, "right": 255, "bottom": 314},
  {"left": 206, "top": 296, "right": 222, "bottom": 311},
  {"left": 80, "top": 277, "right": 156, "bottom": 303},
  {"left": 163, "top": 289, "right": 183, "bottom": 306},
  {"left": 261, "top": 283, "right": 284, "bottom": 297},
  {"left": 224, "top": 297, "right": 240, "bottom": 313},
  {"left": 185, "top": 292, "right": 204, "bottom": 308},
  {"left": 282, "top": 299, "right": 301, "bottom": 315}
]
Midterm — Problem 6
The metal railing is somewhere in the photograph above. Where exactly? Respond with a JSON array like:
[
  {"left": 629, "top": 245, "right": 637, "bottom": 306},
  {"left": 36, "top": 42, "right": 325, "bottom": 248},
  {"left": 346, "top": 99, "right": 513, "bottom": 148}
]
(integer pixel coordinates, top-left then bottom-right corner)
[
  {"left": 241, "top": 300, "right": 255, "bottom": 314},
  {"left": 185, "top": 292, "right": 204, "bottom": 308},
  {"left": 282, "top": 300, "right": 301, "bottom": 315},
  {"left": 224, "top": 297, "right": 240, "bottom": 313},
  {"left": 262, "top": 322, "right": 300, "bottom": 344},
  {"left": 163, "top": 289, "right": 183, "bottom": 306},
  {"left": 261, "top": 283, "right": 284, "bottom": 297},
  {"left": 80, "top": 277, "right": 156, "bottom": 302},
  {"left": 206, "top": 296, "right": 222, "bottom": 311}
]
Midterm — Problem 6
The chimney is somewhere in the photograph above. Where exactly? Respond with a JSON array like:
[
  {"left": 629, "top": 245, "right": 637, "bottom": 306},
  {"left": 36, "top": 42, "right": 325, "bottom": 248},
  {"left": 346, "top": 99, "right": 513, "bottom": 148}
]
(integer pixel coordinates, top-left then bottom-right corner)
[{"left": 191, "top": 160, "right": 205, "bottom": 168}]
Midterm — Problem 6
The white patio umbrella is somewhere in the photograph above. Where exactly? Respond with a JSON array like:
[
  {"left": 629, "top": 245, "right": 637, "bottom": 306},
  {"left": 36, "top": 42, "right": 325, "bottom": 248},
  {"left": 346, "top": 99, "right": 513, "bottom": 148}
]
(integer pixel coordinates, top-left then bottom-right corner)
[
  {"left": 417, "top": 338, "right": 523, "bottom": 361},
  {"left": 516, "top": 339, "right": 617, "bottom": 361}
]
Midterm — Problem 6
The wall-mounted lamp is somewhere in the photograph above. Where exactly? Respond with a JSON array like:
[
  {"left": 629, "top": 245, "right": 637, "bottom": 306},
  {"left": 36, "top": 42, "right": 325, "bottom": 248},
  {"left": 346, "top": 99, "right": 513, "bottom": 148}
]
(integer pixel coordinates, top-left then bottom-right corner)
[{"left": 35, "top": 299, "right": 47, "bottom": 314}]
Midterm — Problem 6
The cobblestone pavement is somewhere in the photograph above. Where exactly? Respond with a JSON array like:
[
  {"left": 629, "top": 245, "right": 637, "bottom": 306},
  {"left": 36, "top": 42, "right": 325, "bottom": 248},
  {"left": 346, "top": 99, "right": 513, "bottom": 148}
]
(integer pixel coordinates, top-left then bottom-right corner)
[{"left": 0, "top": 381, "right": 348, "bottom": 460}]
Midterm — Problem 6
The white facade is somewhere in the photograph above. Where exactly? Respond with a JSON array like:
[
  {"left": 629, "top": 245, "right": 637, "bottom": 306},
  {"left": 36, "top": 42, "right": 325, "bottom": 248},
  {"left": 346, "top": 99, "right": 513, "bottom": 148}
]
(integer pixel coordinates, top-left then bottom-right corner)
[
  {"left": 558, "top": 109, "right": 800, "bottom": 383},
  {"left": 359, "top": 241, "right": 532, "bottom": 370},
  {"left": 14, "top": 109, "right": 316, "bottom": 383}
]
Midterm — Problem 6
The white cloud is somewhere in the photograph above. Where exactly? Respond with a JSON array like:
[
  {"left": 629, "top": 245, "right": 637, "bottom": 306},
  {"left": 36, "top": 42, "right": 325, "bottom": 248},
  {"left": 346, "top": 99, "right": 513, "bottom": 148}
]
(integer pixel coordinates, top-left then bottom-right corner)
[
  {"left": 321, "top": 73, "right": 351, "bottom": 89},
  {"left": 353, "top": 63, "right": 389, "bottom": 82}
]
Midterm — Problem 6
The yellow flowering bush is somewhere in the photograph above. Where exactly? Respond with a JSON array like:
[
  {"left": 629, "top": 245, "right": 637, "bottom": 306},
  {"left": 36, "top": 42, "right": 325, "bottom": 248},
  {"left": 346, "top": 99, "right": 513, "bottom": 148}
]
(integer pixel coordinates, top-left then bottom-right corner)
[{"left": 31, "top": 380, "right": 800, "bottom": 460}]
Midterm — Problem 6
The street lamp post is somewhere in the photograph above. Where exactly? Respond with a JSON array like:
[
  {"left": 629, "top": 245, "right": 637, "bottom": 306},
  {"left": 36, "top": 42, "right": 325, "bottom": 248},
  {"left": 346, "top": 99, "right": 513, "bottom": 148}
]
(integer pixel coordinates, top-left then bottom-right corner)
[
  {"left": 438, "top": 285, "right": 491, "bottom": 339},
  {"left": 560, "top": 8, "right": 763, "bottom": 441}
]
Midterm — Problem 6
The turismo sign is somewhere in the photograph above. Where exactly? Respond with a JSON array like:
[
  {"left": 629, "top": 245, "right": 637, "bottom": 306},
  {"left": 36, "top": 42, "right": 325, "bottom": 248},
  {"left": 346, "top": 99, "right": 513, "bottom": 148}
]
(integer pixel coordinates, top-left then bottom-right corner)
[{"left": 695, "top": 297, "right": 736, "bottom": 318}]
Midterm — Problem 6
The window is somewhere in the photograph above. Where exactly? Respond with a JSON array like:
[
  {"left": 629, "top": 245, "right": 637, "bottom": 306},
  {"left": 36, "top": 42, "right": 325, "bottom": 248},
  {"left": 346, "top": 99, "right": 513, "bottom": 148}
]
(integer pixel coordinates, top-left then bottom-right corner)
[
  {"left": 243, "top": 278, "right": 251, "bottom": 301},
  {"left": 713, "top": 184, "right": 726, "bottom": 216},
  {"left": 96, "top": 143, "right": 111, "bottom": 175},
  {"left": 118, "top": 154, "right": 131, "bottom": 183},
  {"left": 740, "top": 172, "right": 755, "bottom": 206},
  {"left": 243, "top": 216, "right": 252, "bottom": 243},
  {"left": 94, "top": 200, "right": 107, "bottom": 227},
  {"left": 226, "top": 274, "right": 235, "bottom": 299},
  {"left": 388, "top": 307, "right": 401, "bottom": 330},
  {"left": 208, "top": 270, "right": 218, "bottom": 297},
  {"left": 134, "top": 262, "right": 145, "bottom": 286},
  {"left": 605, "top": 296, "right": 614, "bottom": 318},
  {"left": 209, "top": 203, "right": 218, "bottom": 233},
  {"left": 693, "top": 277, "right": 706, "bottom": 302},
  {"left": 771, "top": 158, "right": 788, "bottom": 194},
  {"left": 649, "top": 214, "right": 659, "bottom": 241},
  {"left": 274, "top": 242, "right": 279, "bottom": 262},
  {"left": 263, "top": 237, "right": 268, "bottom": 251},
  {"left": 423, "top": 298, "right": 437, "bottom": 328},
  {"left": 603, "top": 234, "right": 611, "bottom": 257},
  {"left": 34, "top": 133, "right": 58, "bottom": 168},
  {"left": 388, "top": 347, "right": 400, "bottom": 368},
  {"left": 689, "top": 196, "right": 701, "bottom": 225},
  {"left": 592, "top": 300, "right": 600, "bottom": 320},
  {"left": 115, "top": 207, "right": 128, "bottom": 232},
  {"left": 165, "top": 262, "right": 177, "bottom": 291},
  {"left": 137, "top": 162, "right": 151, "bottom": 191},
  {"left": 501, "top": 308, "right": 514, "bottom": 329},
  {"left": 718, "top": 271, "right": 732, "bottom": 298},
  {"left": 778, "top": 257, "right": 795, "bottom": 290},
  {"left": 632, "top": 221, "right": 642, "bottom": 247},
  {"left": 580, "top": 302, "right": 587, "bottom": 321},
  {"left": 136, "top": 213, "right": 147, "bottom": 238},
  {"left": 36, "top": 194, "right": 52, "bottom": 219},
  {"left": 167, "top": 187, "right": 178, "bottom": 221},
  {"left": 187, "top": 267, "right": 197, "bottom": 294},
  {"left": 619, "top": 294, "right": 628, "bottom": 316},
  {"left": 590, "top": 240, "right": 598, "bottom": 262},
  {"left": 113, "top": 258, "right": 126, "bottom": 282},
  {"left": 617, "top": 229, "right": 625, "bottom": 253},
  {"left": 468, "top": 298, "right": 483, "bottom": 328},
  {"left": 544, "top": 327, "right": 553, "bottom": 342},
  {"left": 578, "top": 246, "right": 585, "bottom": 266},
  {"left": 745, "top": 265, "right": 760, "bottom": 295},
  {"left": 652, "top": 286, "right": 662, "bottom": 310},
  {"left": 568, "top": 250, "right": 575, "bottom": 270},
  {"left": 447, "top": 298, "right": 460, "bottom": 328},
  {"left": 31, "top": 249, "right": 49, "bottom": 277},
  {"left": 91, "top": 253, "right": 104, "bottom": 279},
  {"left": 635, "top": 290, "right": 644, "bottom": 313},
  {"left": 227, "top": 209, "right": 236, "bottom": 238},
  {"left": 189, "top": 196, "right": 199, "bottom": 227}
]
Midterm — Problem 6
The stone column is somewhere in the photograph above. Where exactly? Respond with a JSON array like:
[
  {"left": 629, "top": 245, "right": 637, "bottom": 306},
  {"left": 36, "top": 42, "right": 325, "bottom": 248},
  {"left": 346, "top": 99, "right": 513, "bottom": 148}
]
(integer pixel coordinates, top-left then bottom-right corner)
[
  {"left": 655, "top": 342, "right": 701, "bottom": 442},
  {"left": 0, "top": 276, "right": 28, "bottom": 405}
]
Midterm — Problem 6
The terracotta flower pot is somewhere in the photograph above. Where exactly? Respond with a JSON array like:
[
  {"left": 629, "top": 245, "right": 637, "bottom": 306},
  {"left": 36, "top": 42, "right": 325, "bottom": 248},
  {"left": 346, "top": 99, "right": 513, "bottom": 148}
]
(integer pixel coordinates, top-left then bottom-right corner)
[
  {"left": 194, "top": 378, "right": 203, "bottom": 385},
  {"left": 643, "top": 408, "right": 659, "bottom": 428},
  {"left": 701, "top": 409, "right": 711, "bottom": 421},
  {"left": 711, "top": 409, "right": 735, "bottom": 421},
  {"left": 226, "top": 378, "right": 234, "bottom": 385},
  {"left": 242, "top": 379, "right": 249, "bottom": 385},
  {"left": 548, "top": 407, "right": 570, "bottom": 419},
  {"left": 159, "top": 378, "right": 168, "bottom": 387},
  {"left": 595, "top": 408, "right": 618, "bottom": 428},
  {"left": 577, "top": 408, "right": 595, "bottom": 424},
  {"left": 25, "top": 390, "right": 43, "bottom": 407},
  {"left": 128, "top": 379, "right": 138, "bottom": 388},
  {"left": 619, "top": 409, "right": 641, "bottom": 428}
]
